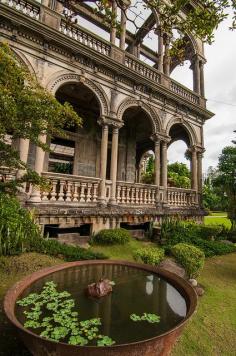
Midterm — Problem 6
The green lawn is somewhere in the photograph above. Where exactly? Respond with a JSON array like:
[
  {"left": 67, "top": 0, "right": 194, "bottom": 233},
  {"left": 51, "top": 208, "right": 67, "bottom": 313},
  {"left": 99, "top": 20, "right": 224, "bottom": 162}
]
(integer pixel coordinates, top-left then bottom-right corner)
[
  {"left": 0, "top": 248, "right": 236, "bottom": 355},
  {"left": 172, "top": 253, "right": 236, "bottom": 356},
  {"left": 204, "top": 211, "right": 232, "bottom": 229}
]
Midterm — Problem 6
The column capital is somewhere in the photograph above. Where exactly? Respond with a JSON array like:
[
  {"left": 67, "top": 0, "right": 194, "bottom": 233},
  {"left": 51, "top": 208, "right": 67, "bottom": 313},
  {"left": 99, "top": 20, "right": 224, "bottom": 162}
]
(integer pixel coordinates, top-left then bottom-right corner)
[{"left": 98, "top": 116, "right": 124, "bottom": 129}]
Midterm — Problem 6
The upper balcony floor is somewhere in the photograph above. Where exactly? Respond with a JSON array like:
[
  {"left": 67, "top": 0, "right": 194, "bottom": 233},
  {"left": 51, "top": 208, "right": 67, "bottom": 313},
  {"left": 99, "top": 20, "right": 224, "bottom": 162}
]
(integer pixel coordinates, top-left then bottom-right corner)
[{"left": 0, "top": 0, "right": 214, "bottom": 120}]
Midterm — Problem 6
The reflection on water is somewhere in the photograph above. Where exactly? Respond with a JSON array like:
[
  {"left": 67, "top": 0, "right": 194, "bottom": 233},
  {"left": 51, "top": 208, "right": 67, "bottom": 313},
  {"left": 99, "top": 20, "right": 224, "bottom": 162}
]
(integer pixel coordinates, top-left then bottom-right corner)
[{"left": 16, "top": 264, "right": 187, "bottom": 345}]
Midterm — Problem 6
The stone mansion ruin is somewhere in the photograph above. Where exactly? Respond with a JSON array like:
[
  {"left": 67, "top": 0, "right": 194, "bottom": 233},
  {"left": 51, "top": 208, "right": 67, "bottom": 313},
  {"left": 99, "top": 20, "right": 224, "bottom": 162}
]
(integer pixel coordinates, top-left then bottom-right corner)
[{"left": 0, "top": 0, "right": 214, "bottom": 236}]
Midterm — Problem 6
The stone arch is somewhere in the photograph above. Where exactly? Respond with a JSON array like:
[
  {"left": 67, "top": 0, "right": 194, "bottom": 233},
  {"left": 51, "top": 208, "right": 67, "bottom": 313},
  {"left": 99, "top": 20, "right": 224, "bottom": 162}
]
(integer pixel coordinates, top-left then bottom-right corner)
[
  {"left": 165, "top": 117, "right": 198, "bottom": 147},
  {"left": 47, "top": 72, "right": 109, "bottom": 116},
  {"left": 117, "top": 98, "right": 161, "bottom": 134},
  {"left": 9, "top": 47, "right": 37, "bottom": 77}
]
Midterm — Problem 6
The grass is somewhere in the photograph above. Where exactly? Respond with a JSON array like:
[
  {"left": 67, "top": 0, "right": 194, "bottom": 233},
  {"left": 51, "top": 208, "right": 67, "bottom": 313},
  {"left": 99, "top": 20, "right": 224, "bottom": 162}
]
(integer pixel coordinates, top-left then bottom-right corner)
[
  {"left": 204, "top": 211, "right": 232, "bottom": 229},
  {"left": 0, "top": 243, "right": 236, "bottom": 355},
  {"left": 172, "top": 253, "right": 236, "bottom": 356},
  {"left": 90, "top": 238, "right": 154, "bottom": 260}
]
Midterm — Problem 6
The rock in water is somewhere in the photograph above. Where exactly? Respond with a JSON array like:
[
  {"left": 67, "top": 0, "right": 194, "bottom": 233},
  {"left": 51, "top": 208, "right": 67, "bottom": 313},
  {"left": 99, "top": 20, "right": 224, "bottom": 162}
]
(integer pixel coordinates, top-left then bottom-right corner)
[{"left": 86, "top": 278, "right": 113, "bottom": 298}]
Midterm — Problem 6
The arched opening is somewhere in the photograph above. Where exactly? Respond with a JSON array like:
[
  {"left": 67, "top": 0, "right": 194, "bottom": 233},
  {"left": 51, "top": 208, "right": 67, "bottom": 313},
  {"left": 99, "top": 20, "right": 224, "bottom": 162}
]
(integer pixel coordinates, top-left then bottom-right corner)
[
  {"left": 118, "top": 107, "right": 154, "bottom": 183},
  {"left": 47, "top": 82, "right": 102, "bottom": 177},
  {"left": 167, "top": 124, "right": 192, "bottom": 189},
  {"left": 170, "top": 30, "right": 195, "bottom": 91}
]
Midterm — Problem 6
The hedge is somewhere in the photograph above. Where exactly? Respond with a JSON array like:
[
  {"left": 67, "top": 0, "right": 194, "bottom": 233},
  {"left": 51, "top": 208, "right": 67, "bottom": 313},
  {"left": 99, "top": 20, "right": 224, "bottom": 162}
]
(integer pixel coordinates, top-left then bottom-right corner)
[
  {"left": 134, "top": 246, "right": 165, "bottom": 266},
  {"left": 91, "top": 228, "right": 131, "bottom": 245}
]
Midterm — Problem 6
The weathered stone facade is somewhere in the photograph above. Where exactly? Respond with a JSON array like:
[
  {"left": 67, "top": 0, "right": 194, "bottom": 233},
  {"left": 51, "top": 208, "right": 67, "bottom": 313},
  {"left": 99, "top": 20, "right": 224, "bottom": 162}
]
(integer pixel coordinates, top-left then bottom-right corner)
[{"left": 0, "top": 0, "right": 213, "bottom": 235}]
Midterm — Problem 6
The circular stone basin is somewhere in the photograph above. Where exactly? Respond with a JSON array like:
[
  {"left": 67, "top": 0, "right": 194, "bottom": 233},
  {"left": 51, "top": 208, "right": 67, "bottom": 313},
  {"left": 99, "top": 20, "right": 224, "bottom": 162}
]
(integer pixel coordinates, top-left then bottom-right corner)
[{"left": 4, "top": 260, "right": 197, "bottom": 356}]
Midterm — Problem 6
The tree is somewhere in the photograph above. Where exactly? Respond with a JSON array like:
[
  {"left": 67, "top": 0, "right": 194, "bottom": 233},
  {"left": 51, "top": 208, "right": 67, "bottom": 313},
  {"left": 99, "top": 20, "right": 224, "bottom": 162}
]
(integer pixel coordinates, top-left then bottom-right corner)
[
  {"left": 168, "top": 162, "right": 191, "bottom": 188},
  {"left": 213, "top": 146, "right": 236, "bottom": 230},
  {"left": 0, "top": 43, "right": 81, "bottom": 193}
]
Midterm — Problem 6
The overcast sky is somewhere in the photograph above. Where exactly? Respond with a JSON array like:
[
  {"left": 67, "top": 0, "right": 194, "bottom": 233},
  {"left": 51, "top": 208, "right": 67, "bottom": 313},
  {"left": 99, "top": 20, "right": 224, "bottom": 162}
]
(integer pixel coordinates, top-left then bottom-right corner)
[{"left": 169, "top": 15, "right": 236, "bottom": 173}]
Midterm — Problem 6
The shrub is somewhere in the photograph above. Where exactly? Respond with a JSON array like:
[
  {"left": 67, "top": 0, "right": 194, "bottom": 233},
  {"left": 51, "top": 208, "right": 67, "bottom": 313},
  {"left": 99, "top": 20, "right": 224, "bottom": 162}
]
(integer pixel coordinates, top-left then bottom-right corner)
[
  {"left": 134, "top": 246, "right": 165, "bottom": 266},
  {"left": 190, "top": 238, "right": 236, "bottom": 257},
  {"left": 0, "top": 193, "right": 41, "bottom": 255},
  {"left": 0, "top": 193, "right": 107, "bottom": 261},
  {"left": 171, "top": 243, "right": 205, "bottom": 278},
  {"left": 91, "top": 228, "right": 131, "bottom": 245},
  {"left": 29, "top": 237, "right": 107, "bottom": 261}
]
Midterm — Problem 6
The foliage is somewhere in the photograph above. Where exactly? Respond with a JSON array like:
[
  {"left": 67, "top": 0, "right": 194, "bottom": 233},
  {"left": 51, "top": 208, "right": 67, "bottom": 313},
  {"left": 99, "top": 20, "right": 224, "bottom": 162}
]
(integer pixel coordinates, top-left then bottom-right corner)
[
  {"left": 161, "top": 218, "right": 236, "bottom": 257},
  {"left": 130, "top": 313, "right": 160, "bottom": 323},
  {"left": 17, "top": 281, "right": 115, "bottom": 346},
  {"left": 91, "top": 228, "right": 131, "bottom": 245},
  {"left": 168, "top": 162, "right": 191, "bottom": 188},
  {"left": 29, "top": 236, "right": 107, "bottom": 261},
  {"left": 0, "top": 193, "right": 106, "bottom": 260},
  {"left": 202, "top": 182, "right": 228, "bottom": 211},
  {"left": 0, "top": 43, "right": 81, "bottom": 192},
  {"left": 213, "top": 146, "right": 236, "bottom": 230},
  {"left": 141, "top": 161, "right": 191, "bottom": 187},
  {"left": 134, "top": 246, "right": 164, "bottom": 265},
  {"left": 171, "top": 243, "right": 205, "bottom": 278},
  {"left": 0, "top": 193, "right": 41, "bottom": 256},
  {"left": 53, "top": 162, "right": 73, "bottom": 174}
]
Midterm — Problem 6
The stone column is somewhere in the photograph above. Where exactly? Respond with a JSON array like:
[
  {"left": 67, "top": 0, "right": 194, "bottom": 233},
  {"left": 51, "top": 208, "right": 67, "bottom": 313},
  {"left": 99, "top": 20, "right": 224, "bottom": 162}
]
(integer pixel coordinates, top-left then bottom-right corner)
[
  {"left": 120, "top": 7, "right": 127, "bottom": 51},
  {"left": 191, "top": 147, "right": 198, "bottom": 190},
  {"left": 154, "top": 140, "right": 160, "bottom": 186},
  {"left": 99, "top": 124, "right": 109, "bottom": 203},
  {"left": 197, "top": 151, "right": 203, "bottom": 192},
  {"left": 29, "top": 134, "right": 47, "bottom": 202},
  {"left": 163, "top": 34, "right": 171, "bottom": 76},
  {"left": 199, "top": 60, "right": 205, "bottom": 97},
  {"left": 161, "top": 141, "right": 168, "bottom": 188},
  {"left": 191, "top": 55, "right": 201, "bottom": 95},
  {"left": 110, "top": 127, "right": 119, "bottom": 204},
  {"left": 16, "top": 138, "right": 30, "bottom": 178},
  {"left": 110, "top": 0, "right": 117, "bottom": 45},
  {"left": 156, "top": 27, "right": 164, "bottom": 73}
]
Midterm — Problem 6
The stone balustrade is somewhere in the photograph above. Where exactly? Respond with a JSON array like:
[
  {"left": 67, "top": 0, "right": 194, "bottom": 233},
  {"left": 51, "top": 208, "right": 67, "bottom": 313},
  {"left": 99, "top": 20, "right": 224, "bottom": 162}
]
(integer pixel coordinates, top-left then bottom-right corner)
[
  {"left": 1, "top": 0, "right": 206, "bottom": 109},
  {"left": 60, "top": 20, "right": 111, "bottom": 57},
  {"left": 41, "top": 172, "right": 101, "bottom": 204},
  {"left": 167, "top": 187, "right": 197, "bottom": 206},
  {"left": 116, "top": 181, "right": 158, "bottom": 206},
  {"left": 125, "top": 54, "right": 161, "bottom": 83},
  {"left": 170, "top": 80, "right": 200, "bottom": 105},
  {"left": 0, "top": 0, "right": 40, "bottom": 19}
]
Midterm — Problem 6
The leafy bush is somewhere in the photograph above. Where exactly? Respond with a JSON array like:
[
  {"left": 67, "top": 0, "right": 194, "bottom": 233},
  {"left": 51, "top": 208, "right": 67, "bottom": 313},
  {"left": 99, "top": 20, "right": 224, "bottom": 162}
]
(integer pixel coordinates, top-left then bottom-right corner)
[
  {"left": 0, "top": 193, "right": 41, "bottom": 255},
  {"left": 134, "top": 246, "right": 164, "bottom": 266},
  {"left": 190, "top": 238, "right": 236, "bottom": 257},
  {"left": 91, "top": 228, "right": 131, "bottom": 245},
  {"left": 30, "top": 237, "right": 107, "bottom": 261},
  {"left": 0, "top": 193, "right": 106, "bottom": 261},
  {"left": 171, "top": 243, "right": 205, "bottom": 278}
]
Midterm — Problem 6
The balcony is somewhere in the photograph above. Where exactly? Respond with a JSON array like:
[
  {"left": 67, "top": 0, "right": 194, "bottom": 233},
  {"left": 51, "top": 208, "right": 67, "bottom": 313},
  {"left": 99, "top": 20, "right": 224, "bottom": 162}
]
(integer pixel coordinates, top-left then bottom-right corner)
[{"left": 0, "top": 0, "right": 209, "bottom": 112}]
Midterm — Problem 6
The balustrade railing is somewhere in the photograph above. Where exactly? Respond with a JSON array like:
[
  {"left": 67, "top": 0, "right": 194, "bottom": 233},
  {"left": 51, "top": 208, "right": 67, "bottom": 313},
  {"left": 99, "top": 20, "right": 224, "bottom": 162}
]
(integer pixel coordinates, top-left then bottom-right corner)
[
  {"left": 167, "top": 187, "right": 197, "bottom": 206},
  {"left": 0, "top": 0, "right": 40, "bottom": 19},
  {"left": 125, "top": 54, "right": 161, "bottom": 83},
  {"left": 116, "top": 181, "right": 157, "bottom": 206},
  {"left": 60, "top": 20, "right": 111, "bottom": 57},
  {"left": 41, "top": 172, "right": 101, "bottom": 204},
  {"left": 170, "top": 80, "right": 200, "bottom": 105}
]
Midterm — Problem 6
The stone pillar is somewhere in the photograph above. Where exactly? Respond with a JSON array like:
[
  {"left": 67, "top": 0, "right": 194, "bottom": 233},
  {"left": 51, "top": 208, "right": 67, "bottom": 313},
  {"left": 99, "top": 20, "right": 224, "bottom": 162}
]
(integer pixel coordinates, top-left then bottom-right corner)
[
  {"left": 191, "top": 55, "right": 201, "bottom": 95},
  {"left": 199, "top": 60, "right": 205, "bottom": 97},
  {"left": 16, "top": 138, "right": 30, "bottom": 178},
  {"left": 163, "top": 34, "right": 171, "bottom": 76},
  {"left": 29, "top": 134, "right": 47, "bottom": 202},
  {"left": 99, "top": 124, "right": 109, "bottom": 203},
  {"left": 154, "top": 140, "right": 160, "bottom": 186},
  {"left": 110, "top": 127, "right": 119, "bottom": 204},
  {"left": 156, "top": 27, "right": 164, "bottom": 73},
  {"left": 161, "top": 141, "right": 168, "bottom": 188},
  {"left": 191, "top": 147, "right": 198, "bottom": 190},
  {"left": 120, "top": 7, "right": 127, "bottom": 51},
  {"left": 110, "top": 0, "right": 117, "bottom": 45},
  {"left": 197, "top": 151, "right": 203, "bottom": 192}
]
